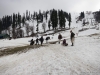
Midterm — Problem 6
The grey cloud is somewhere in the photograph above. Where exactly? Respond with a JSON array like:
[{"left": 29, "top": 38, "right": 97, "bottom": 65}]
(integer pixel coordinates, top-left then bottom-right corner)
[{"left": 0, "top": 0, "right": 100, "bottom": 18}]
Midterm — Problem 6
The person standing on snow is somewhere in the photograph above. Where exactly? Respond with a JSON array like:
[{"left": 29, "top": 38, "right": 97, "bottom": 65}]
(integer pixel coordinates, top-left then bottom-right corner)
[
  {"left": 58, "top": 33, "right": 62, "bottom": 44},
  {"left": 39, "top": 36, "right": 44, "bottom": 45},
  {"left": 36, "top": 38, "right": 39, "bottom": 45},
  {"left": 70, "top": 30, "right": 75, "bottom": 46},
  {"left": 30, "top": 39, "right": 34, "bottom": 45}
]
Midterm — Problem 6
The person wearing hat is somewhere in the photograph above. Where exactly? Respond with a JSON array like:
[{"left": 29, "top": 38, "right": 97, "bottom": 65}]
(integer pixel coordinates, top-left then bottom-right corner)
[{"left": 70, "top": 30, "right": 75, "bottom": 46}]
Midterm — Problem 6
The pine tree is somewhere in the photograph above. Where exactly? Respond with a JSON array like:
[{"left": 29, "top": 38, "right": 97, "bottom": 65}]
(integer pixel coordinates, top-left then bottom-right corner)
[
  {"left": 64, "top": 12, "right": 69, "bottom": 20},
  {"left": 33, "top": 11, "right": 36, "bottom": 20},
  {"left": 46, "top": 11, "right": 48, "bottom": 22},
  {"left": 55, "top": 10, "right": 58, "bottom": 29},
  {"left": 42, "top": 22, "right": 46, "bottom": 33},
  {"left": 22, "top": 14, "right": 25, "bottom": 26},
  {"left": 80, "top": 12, "right": 85, "bottom": 19},
  {"left": 41, "top": 14, "right": 43, "bottom": 22},
  {"left": 18, "top": 12, "right": 21, "bottom": 27},
  {"left": 5, "top": 15, "right": 7, "bottom": 29},
  {"left": 36, "top": 14, "right": 38, "bottom": 23},
  {"left": 50, "top": 9, "right": 58, "bottom": 30},
  {"left": 10, "top": 15, "right": 13, "bottom": 26},
  {"left": 7, "top": 16, "right": 12, "bottom": 35},
  {"left": 12, "top": 13, "right": 15, "bottom": 28},
  {"left": 48, "top": 20, "right": 51, "bottom": 30},
  {"left": 36, "top": 23, "right": 39, "bottom": 33},
  {"left": 0, "top": 19, "right": 2, "bottom": 33},
  {"left": 26, "top": 10, "right": 28, "bottom": 20},
  {"left": 31, "top": 14, "right": 33, "bottom": 18},
  {"left": 68, "top": 13, "right": 71, "bottom": 29},
  {"left": 12, "top": 13, "right": 16, "bottom": 38},
  {"left": 58, "top": 10, "right": 66, "bottom": 29},
  {"left": 83, "top": 12, "right": 85, "bottom": 18},
  {"left": 38, "top": 10, "right": 42, "bottom": 22},
  {"left": 29, "top": 11, "right": 30, "bottom": 19},
  {"left": 50, "top": 9, "right": 54, "bottom": 29},
  {"left": 6, "top": 15, "right": 9, "bottom": 29},
  {"left": 15, "top": 14, "right": 18, "bottom": 27},
  {"left": 2, "top": 17, "right": 4, "bottom": 30}
]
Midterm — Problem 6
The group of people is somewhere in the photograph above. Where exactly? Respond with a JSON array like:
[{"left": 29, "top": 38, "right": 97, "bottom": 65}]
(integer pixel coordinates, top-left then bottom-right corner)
[
  {"left": 30, "top": 36, "right": 50, "bottom": 46},
  {"left": 58, "top": 30, "right": 75, "bottom": 46},
  {"left": 30, "top": 30, "right": 75, "bottom": 46},
  {"left": 30, "top": 36, "right": 44, "bottom": 46}
]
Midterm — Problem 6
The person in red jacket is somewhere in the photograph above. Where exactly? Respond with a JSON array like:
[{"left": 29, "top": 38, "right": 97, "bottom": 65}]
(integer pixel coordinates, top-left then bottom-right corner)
[{"left": 58, "top": 33, "right": 62, "bottom": 44}]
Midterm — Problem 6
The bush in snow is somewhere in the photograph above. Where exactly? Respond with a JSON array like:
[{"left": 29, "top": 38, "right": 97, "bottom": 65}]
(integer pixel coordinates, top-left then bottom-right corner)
[
  {"left": 42, "top": 22, "right": 46, "bottom": 33},
  {"left": 25, "top": 23, "right": 30, "bottom": 36},
  {"left": 30, "top": 26, "right": 34, "bottom": 35},
  {"left": 16, "top": 29, "right": 24, "bottom": 38}
]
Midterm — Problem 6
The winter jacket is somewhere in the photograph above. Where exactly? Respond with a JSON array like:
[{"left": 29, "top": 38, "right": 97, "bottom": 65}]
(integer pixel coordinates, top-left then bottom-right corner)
[
  {"left": 63, "top": 39, "right": 66, "bottom": 44},
  {"left": 46, "top": 37, "right": 50, "bottom": 40},
  {"left": 39, "top": 37, "right": 44, "bottom": 42},
  {"left": 70, "top": 32, "right": 75, "bottom": 39},
  {"left": 30, "top": 39, "right": 34, "bottom": 45},
  {"left": 36, "top": 38, "right": 39, "bottom": 42},
  {"left": 58, "top": 34, "right": 62, "bottom": 39},
  {"left": 62, "top": 39, "right": 68, "bottom": 46}
]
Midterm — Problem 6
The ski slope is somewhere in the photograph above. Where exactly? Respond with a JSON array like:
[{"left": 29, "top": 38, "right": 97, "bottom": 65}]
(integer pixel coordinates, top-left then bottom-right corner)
[
  {"left": 0, "top": 28, "right": 100, "bottom": 75},
  {"left": 0, "top": 12, "right": 100, "bottom": 75}
]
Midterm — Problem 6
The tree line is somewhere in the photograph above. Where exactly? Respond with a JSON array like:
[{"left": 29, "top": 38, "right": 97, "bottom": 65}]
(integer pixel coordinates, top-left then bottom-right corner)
[
  {"left": 94, "top": 11, "right": 100, "bottom": 23},
  {"left": 0, "top": 9, "right": 72, "bottom": 38}
]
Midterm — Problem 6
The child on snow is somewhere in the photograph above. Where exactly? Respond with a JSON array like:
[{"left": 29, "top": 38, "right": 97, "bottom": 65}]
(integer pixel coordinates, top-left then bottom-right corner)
[
  {"left": 30, "top": 39, "right": 34, "bottom": 45},
  {"left": 62, "top": 39, "right": 68, "bottom": 46}
]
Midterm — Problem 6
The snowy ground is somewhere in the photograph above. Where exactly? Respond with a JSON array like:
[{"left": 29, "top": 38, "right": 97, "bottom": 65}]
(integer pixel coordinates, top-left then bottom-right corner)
[
  {"left": 0, "top": 13, "right": 100, "bottom": 75},
  {"left": 0, "top": 28, "right": 100, "bottom": 75}
]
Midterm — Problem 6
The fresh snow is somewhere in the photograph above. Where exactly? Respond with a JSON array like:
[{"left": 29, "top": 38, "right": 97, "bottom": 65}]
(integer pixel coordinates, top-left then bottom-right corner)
[
  {"left": 0, "top": 28, "right": 100, "bottom": 75},
  {"left": 0, "top": 12, "right": 100, "bottom": 75}
]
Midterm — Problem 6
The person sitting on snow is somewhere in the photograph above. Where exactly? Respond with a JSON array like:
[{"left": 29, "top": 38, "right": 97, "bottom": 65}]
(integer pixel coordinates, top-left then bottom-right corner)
[
  {"left": 62, "top": 39, "right": 68, "bottom": 46},
  {"left": 45, "top": 36, "right": 50, "bottom": 43},
  {"left": 30, "top": 39, "right": 34, "bottom": 45}
]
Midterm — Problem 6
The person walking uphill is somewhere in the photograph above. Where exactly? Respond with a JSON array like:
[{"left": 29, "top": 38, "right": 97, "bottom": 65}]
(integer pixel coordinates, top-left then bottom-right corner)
[
  {"left": 58, "top": 33, "right": 62, "bottom": 44},
  {"left": 70, "top": 30, "right": 75, "bottom": 46}
]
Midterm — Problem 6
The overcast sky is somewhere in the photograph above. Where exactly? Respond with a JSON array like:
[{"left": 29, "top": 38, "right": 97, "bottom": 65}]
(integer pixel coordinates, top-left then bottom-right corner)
[{"left": 0, "top": 0, "right": 100, "bottom": 18}]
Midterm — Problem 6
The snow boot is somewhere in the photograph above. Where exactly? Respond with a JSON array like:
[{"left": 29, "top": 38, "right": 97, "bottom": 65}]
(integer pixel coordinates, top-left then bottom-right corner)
[{"left": 71, "top": 43, "right": 73, "bottom": 46}]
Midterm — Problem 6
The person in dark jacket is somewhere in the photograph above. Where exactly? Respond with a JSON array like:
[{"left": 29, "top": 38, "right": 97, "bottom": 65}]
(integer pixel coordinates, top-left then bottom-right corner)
[
  {"left": 39, "top": 36, "right": 44, "bottom": 45},
  {"left": 62, "top": 39, "right": 68, "bottom": 46},
  {"left": 45, "top": 36, "right": 50, "bottom": 43},
  {"left": 58, "top": 33, "right": 62, "bottom": 44},
  {"left": 70, "top": 30, "right": 75, "bottom": 46},
  {"left": 30, "top": 39, "right": 34, "bottom": 45},
  {"left": 36, "top": 38, "right": 39, "bottom": 45}
]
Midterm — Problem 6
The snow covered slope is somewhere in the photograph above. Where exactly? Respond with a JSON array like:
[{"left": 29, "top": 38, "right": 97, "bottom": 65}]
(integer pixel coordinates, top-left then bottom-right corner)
[
  {"left": 0, "top": 12, "right": 100, "bottom": 75},
  {"left": 0, "top": 30, "right": 100, "bottom": 75}
]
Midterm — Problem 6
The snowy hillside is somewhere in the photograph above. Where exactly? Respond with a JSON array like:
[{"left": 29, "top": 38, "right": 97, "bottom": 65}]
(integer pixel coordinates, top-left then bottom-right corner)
[
  {"left": 0, "top": 28, "right": 100, "bottom": 75},
  {"left": 0, "top": 11, "right": 100, "bottom": 75},
  {"left": 2, "top": 11, "right": 96, "bottom": 37},
  {"left": 24, "top": 12, "right": 96, "bottom": 36}
]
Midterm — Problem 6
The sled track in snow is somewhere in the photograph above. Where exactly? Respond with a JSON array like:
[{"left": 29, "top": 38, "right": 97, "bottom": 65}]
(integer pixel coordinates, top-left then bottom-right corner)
[{"left": 0, "top": 44, "right": 48, "bottom": 57}]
